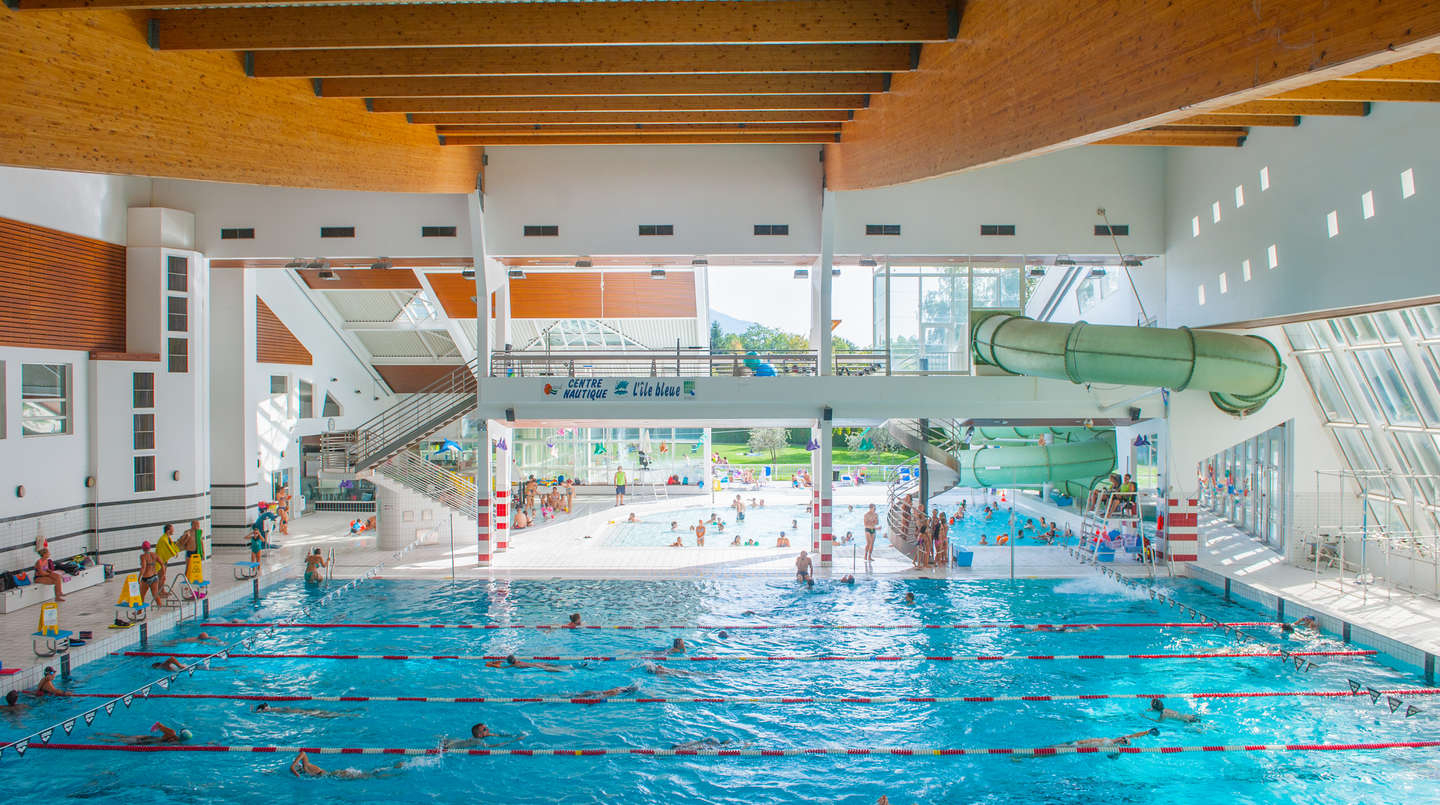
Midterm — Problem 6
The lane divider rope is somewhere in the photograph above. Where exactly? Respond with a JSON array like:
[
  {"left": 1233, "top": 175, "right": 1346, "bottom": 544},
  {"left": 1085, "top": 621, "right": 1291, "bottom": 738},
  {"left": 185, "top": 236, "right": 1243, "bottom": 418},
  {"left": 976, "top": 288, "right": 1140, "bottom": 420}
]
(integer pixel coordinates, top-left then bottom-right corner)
[
  {"left": 119, "top": 649, "right": 1378, "bottom": 663},
  {"left": 61, "top": 687, "right": 1440, "bottom": 705},
  {"left": 25, "top": 740, "right": 1440, "bottom": 756},
  {"left": 199, "top": 621, "right": 1284, "bottom": 631}
]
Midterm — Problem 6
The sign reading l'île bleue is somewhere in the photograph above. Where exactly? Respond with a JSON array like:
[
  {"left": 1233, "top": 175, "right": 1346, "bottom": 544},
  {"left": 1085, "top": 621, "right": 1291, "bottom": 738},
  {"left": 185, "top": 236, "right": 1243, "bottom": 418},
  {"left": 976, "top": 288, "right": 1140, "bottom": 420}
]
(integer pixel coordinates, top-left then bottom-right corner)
[{"left": 543, "top": 379, "right": 697, "bottom": 401}]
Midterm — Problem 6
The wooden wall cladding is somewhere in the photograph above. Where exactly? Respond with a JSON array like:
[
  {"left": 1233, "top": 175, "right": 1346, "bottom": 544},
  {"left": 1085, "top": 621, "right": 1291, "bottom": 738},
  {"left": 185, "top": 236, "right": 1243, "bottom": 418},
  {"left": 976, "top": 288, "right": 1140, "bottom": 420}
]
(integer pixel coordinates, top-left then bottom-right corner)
[
  {"left": 0, "top": 216, "right": 126, "bottom": 352},
  {"left": 423, "top": 272, "right": 492, "bottom": 319},
  {"left": 509, "top": 271, "right": 696, "bottom": 319},
  {"left": 827, "top": 0, "right": 1440, "bottom": 189},
  {"left": 297, "top": 268, "right": 421, "bottom": 290},
  {"left": 0, "top": 10, "right": 483, "bottom": 193},
  {"left": 374, "top": 363, "right": 466, "bottom": 393},
  {"left": 256, "top": 298, "right": 313, "bottom": 365}
]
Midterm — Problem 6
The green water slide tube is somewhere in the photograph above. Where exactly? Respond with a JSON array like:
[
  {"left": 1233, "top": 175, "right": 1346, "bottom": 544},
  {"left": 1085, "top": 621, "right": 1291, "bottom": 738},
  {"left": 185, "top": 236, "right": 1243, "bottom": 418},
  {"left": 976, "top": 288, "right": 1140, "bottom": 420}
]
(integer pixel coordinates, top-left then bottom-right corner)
[
  {"left": 969, "top": 425, "right": 1110, "bottom": 444},
  {"left": 971, "top": 314, "right": 1285, "bottom": 416},
  {"left": 953, "top": 431, "right": 1117, "bottom": 493}
]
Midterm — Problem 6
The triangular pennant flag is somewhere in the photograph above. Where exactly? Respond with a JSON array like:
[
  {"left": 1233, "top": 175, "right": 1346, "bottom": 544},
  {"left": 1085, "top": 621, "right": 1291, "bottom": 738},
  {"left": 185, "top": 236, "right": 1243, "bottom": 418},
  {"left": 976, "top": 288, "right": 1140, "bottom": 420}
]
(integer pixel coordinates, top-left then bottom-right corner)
[
  {"left": 103, "top": 701, "right": 116, "bottom": 715},
  {"left": 83, "top": 710, "right": 97, "bottom": 725},
  {"left": 218, "top": 651, "right": 229, "bottom": 660},
  {"left": 1349, "top": 679, "right": 1362, "bottom": 694},
  {"left": 1293, "top": 656, "right": 1306, "bottom": 671},
  {"left": 61, "top": 719, "right": 76, "bottom": 735},
  {"left": 38, "top": 728, "right": 53, "bottom": 744},
  {"left": 202, "top": 659, "right": 211, "bottom": 669},
  {"left": 1388, "top": 696, "right": 1404, "bottom": 713},
  {"left": 122, "top": 694, "right": 133, "bottom": 708},
  {"left": 1278, "top": 650, "right": 1291, "bottom": 663},
  {"left": 1368, "top": 687, "right": 1383, "bottom": 704},
  {"left": 140, "top": 685, "right": 152, "bottom": 697},
  {"left": 1305, "top": 662, "right": 1317, "bottom": 672},
  {"left": 13, "top": 738, "right": 27, "bottom": 757},
  {"left": 168, "top": 674, "right": 179, "bottom": 686},
  {"left": 1407, "top": 705, "right": 1422, "bottom": 717}
]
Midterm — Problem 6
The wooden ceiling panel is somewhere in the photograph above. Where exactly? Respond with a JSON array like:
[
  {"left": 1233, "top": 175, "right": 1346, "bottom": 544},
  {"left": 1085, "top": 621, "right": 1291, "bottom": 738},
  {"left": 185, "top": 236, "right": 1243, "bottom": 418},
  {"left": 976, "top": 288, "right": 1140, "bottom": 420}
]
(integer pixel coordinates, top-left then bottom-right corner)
[
  {"left": 374, "top": 363, "right": 464, "bottom": 393},
  {"left": 373, "top": 95, "right": 869, "bottom": 114},
  {"left": 1268, "top": 80, "right": 1440, "bottom": 102},
  {"left": 411, "top": 110, "right": 852, "bottom": 125},
  {"left": 296, "top": 267, "right": 420, "bottom": 290},
  {"left": 248, "top": 44, "right": 918, "bottom": 79},
  {"left": 509, "top": 273, "right": 605, "bottom": 319},
  {"left": 1342, "top": 54, "right": 1440, "bottom": 82},
  {"left": 433, "top": 123, "right": 841, "bottom": 136},
  {"left": 1212, "top": 100, "right": 1372, "bottom": 116},
  {"left": 1167, "top": 114, "right": 1299, "bottom": 127},
  {"left": 423, "top": 271, "right": 483, "bottom": 319},
  {"left": 256, "top": 298, "right": 313, "bottom": 365},
  {"left": 597, "top": 272, "right": 698, "bottom": 319},
  {"left": 319, "top": 74, "right": 888, "bottom": 99},
  {"left": 506, "top": 271, "right": 696, "bottom": 319},
  {"left": 151, "top": 1, "right": 954, "bottom": 50}
]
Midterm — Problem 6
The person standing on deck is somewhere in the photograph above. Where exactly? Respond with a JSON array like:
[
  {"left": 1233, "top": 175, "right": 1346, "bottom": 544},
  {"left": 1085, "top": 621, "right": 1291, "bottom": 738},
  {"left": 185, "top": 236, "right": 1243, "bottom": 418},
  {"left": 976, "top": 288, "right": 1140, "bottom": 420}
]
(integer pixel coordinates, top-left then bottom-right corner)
[{"left": 614, "top": 466, "right": 627, "bottom": 506}]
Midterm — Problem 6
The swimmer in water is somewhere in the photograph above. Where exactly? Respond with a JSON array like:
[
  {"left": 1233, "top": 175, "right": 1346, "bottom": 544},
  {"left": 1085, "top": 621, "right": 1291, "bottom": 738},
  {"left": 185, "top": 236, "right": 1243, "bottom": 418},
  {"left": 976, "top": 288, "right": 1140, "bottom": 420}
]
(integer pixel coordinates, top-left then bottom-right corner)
[
  {"left": 563, "top": 613, "right": 583, "bottom": 628},
  {"left": 840, "top": 575, "right": 855, "bottom": 584},
  {"left": 667, "top": 637, "right": 687, "bottom": 654},
  {"left": 1146, "top": 698, "right": 1200, "bottom": 723},
  {"left": 3, "top": 690, "right": 25, "bottom": 710},
  {"left": 151, "top": 656, "right": 186, "bottom": 672},
  {"left": 253, "top": 703, "right": 361, "bottom": 718},
  {"left": 904, "top": 592, "right": 916, "bottom": 605},
  {"left": 640, "top": 661, "right": 706, "bottom": 677},
  {"left": 1024, "top": 624, "right": 1098, "bottom": 633},
  {"left": 1048, "top": 727, "right": 1159, "bottom": 754},
  {"left": 35, "top": 667, "right": 71, "bottom": 697},
  {"left": 716, "top": 630, "right": 730, "bottom": 640},
  {"left": 291, "top": 750, "right": 406, "bottom": 779},
  {"left": 95, "top": 722, "right": 192, "bottom": 745},
  {"left": 671, "top": 738, "right": 750, "bottom": 751},
  {"left": 170, "top": 631, "right": 226, "bottom": 645},
  {"left": 485, "top": 654, "right": 572, "bottom": 673},
  {"left": 1280, "top": 615, "right": 1318, "bottom": 634},
  {"left": 570, "top": 683, "right": 640, "bottom": 700},
  {"left": 443, "top": 722, "right": 525, "bottom": 749}
]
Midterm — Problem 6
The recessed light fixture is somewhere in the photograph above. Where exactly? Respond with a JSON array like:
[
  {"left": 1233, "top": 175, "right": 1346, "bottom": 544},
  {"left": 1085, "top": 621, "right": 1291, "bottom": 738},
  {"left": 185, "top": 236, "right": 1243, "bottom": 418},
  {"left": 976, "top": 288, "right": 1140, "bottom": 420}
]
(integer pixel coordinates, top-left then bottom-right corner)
[
  {"left": 691, "top": 257, "right": 708, "bottom": 266},
  {"left": 1055, "top": 256, "right": 1077, "bottom": 266},
  {"left": 831, "top": 268, "right": 841, "bottom": 276},
  {"left": 284, "top": 258, "right": 306, "bottom": 269},
  {"left": 794, "top": 268, "right": 810, "bottom": 279},
  {"left": 306, "top": 259, "right": 328, "bottom": 270},
  {"left": 1121, "top": 256, "right": 1143, "bottom": 267},
  {"left": 370, "top": 257, "right": 392, "bottom": 270},
  {"left": 575, "top": 259, "right": 593, "bottom": 268},
  {"left": 507, "top": 269, "right": 526, "bottom": 279},
  {"left": 461, "top": 267, "right": 476, "bottom": 279},
  {"left": 649, "top": 268, "right": 666, "bottom": 279},
  {"left": 1027, "top": 267, "right": 1046, "bottom": 278},
  {"left": 317, "top": 269, "right": 339, "bottom": 281},
  {"left": 1087, "top": 268, "right": 1107, "bottom": 279},
  {"left": 859, "top": 258, "right": 878, "bottom": 268}
]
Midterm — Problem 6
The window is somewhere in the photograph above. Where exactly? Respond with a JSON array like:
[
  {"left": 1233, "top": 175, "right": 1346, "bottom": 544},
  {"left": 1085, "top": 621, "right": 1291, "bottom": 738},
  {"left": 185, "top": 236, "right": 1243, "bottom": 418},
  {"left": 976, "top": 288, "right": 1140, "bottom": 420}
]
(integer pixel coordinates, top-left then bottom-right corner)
[
  {"left": 299, "top": 380, "right": 314, "bottom": 419},
  {"left": 321, "top": 391, "right": 343, "bottom": 418},
  {"left": 133, "top": 372, "right": 154, "bottom": 409},
  {"left": 20, "top": 363, "right": 69, "bottom": 436},
  {"left": 133, "top": 413, "right": 155, "bottom": 450},
  {"left": 1218, "top": 272, "right": 1229, "bottom": 294},
  {"left": 166, "top": 296, "right": 188, "bottom": 333},
  {"left": 753, "top": 224, "right": 789, "bottom": 236},
  {"left": 1267, "top": 244, "right": 1279, "bottom": 269},
  {"left": 1197, "top": 422, "right": 1288, "bottom": 546},
  {"left": 1191, "top": 216, "right": 1200, "bottom": 237},
  {"left": 1234, "top": 185, "right": 1245, "bottom": 208},
  {"left": 166, "top": 255, "right": 188, "bottom": 293},
  {"left": 134, "top": 455, "right": 155, "bottom": 493},
  {"left": 1212, "top": 201, "right": 1222, "bottom": 223},
  {"left": 865, "top": 224, "right": 902, "bottom": 236},
  {"left": 1401, "top": 168, "right": 1416, "bottom": 199},
  {"left": 1197, "top": 284, "right": 1206, "bottom": 305},
  {"left": 1361, "top": 190, "right": 1376, "bottom": 219},
  {"left": 1241, "top": 259, "right": 1252, "bottom": 282},
  {"left": 167, "top": 338, "right": 188, "bottom": 373},
  {"left": 1326, "top": 210, "right": 1340, "bottom": 238},
  {"left": 271, "top": 375, "right": 288, "bottom": 394},
  {"left": 1259, "top": 166, "right": 1270, "bottom": 191}
]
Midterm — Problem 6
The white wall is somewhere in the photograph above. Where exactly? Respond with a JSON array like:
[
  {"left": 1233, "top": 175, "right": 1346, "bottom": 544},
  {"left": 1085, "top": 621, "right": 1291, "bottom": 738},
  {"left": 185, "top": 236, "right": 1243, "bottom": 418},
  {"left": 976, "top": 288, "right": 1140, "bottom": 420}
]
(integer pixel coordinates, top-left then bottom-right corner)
[
  {"left": 1163, "top": 102, "right": 1440, "bottom": 328},
  {"left": 150, "top": 179, "right": 474, "bottom": 261},
  {"left": 0, "top": 165, "right": 151, "bottom": 244},
  {"left": 833, "top": 146, "right": 1166, "bottom": 257},
  {"left": 482, "top": 145, "right": 826, "bottom": 257}
]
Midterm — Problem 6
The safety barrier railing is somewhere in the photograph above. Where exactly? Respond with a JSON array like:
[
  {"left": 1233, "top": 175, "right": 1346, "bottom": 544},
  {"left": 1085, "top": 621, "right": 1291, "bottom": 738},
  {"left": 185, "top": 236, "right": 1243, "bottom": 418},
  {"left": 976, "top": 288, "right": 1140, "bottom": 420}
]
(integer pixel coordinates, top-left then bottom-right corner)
[
  {"left": 490, "top": 349, "right": 819, "bottom": 378},
  {"left": 324, "top": 357, "right": 480, "bottom": 473},
  {"left": 374, "top": 450, "right": 478, "bottom": 521}
]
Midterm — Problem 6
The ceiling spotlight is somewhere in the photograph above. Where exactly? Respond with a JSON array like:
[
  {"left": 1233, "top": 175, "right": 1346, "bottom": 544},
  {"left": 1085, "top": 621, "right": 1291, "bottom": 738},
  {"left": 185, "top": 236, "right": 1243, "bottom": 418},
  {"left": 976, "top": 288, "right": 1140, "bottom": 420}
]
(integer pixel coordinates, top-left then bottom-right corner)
[
  {"left": 650, "top": 268, "right": 667, "bottom": 279},
  {"left": 1121, "top": 256, "right": 1143, "bottom": 267},
  {"left": 370, "top": 257, "right": 392, "bottom": 270},
  {"left": 317, "top": 269, "right": 340, "bottom": 281},
  {"left": 461, "top": 267, "right": 476, "bottom": 279},
  {"left": 691, "top": 257, "right": 708, "bottom": 266},
  {"left": 575, "top": 258, "right": 593, "bottom": 268},
  {"left": 859, "top": 258, "right": 878, "bottom": 268},
  {"left": 831, "top": 268, "right": 841, "bottom": 276},
  {"left": 306, "top": 259, "right": 328, "bottom": 270},
  {"left": 508, "top": 269, "right": 527, "bottom": 280},
  {"left": 794, "top": 268, "right": 810, "bottom": 279},
  {"left": 284, "top": 258, "right": 306, "bottom": 269},
  {"left": 1055, "top": 255, "right": 1077, "bottom": 266},
  {"left": 1087, "top": 268, "right": 1108, "bottom": 279},
  {"left": 1027, "top": 266, "right": 1047, "bottom": 278}
]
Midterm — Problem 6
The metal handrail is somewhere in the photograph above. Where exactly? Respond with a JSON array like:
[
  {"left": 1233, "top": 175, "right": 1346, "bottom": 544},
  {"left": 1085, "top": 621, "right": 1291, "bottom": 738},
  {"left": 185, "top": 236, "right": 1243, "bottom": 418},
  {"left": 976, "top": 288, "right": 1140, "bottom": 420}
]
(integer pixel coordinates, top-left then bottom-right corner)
[
  {"left": 490, "top": 350, "right": 819, "bottom": 378},
  {"left": 376, "top": 450, "right": 478, "bottom": 521},
  {"left": 330, "top": 358, "right": 480, "bottom": 470}
]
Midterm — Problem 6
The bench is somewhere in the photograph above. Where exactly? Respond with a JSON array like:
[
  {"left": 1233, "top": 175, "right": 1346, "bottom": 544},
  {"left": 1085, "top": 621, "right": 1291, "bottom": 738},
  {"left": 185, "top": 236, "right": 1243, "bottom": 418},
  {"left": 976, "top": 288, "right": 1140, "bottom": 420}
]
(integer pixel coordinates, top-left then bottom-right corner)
[{"left": 0, "top": 565, "right": 106, "bottom": 614}]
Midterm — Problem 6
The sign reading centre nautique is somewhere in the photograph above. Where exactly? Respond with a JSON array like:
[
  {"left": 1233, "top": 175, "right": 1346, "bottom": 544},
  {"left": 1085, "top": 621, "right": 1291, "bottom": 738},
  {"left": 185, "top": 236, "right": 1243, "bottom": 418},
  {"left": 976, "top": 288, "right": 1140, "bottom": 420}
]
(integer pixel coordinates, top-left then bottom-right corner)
[{"left": 543, "top": 379, "right": 697, "bottom": 401}]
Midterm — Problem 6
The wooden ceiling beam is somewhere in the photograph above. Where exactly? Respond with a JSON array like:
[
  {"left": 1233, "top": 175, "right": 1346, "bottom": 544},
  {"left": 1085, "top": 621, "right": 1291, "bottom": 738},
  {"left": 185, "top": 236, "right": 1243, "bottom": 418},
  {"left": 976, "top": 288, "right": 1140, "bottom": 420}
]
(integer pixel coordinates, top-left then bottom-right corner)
[
  {"left": 410, "top": 111, "right": 854, "bottom": 125},
  {"left": 1268, "top": 79, "right": 1440, "bottom": 102},
  {"left": 439, "top": 133, "right": 839, "bottom": 146},
  {"left": 247, "top": 44, "right": 918, "bottom": 78},
  {"left": 1167, "top": 114, "right": 1299, "bottom": 127},
  {"left": 150, "top": 1, "right": 957, "bottom": 50},
  {"left": 1341, "top": 54, "right": 1440, "bottom": 82},
  {"left": 432, "top": 123, "right": 844, "bottom": 136},
  {"left": 1094, "top": 131, "right": 1247, "bottom": 148},
  {"left": 317, "top": 74, "right": 889, "bottom": 99},
  {"left": 370, "top": 95, "right": 869, "bottom": 114},
  {"left": 1211, "top": 100, "right": 1371, "bottom": 116}
]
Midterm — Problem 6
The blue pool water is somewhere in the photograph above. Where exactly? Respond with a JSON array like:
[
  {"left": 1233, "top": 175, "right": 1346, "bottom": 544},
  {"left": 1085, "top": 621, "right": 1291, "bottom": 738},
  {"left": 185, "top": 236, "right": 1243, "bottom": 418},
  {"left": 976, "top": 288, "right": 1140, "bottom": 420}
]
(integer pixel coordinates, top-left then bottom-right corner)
[{"left": 4, "top": 575, "right": 1439, "bottom": 803}]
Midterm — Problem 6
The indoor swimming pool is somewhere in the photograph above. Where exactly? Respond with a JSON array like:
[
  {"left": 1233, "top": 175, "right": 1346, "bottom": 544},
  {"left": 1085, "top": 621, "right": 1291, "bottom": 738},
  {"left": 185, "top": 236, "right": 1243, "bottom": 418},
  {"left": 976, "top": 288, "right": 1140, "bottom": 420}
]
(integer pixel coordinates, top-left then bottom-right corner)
[{"left": 4, "top": 574, "right": 1438, "bottom": 803}]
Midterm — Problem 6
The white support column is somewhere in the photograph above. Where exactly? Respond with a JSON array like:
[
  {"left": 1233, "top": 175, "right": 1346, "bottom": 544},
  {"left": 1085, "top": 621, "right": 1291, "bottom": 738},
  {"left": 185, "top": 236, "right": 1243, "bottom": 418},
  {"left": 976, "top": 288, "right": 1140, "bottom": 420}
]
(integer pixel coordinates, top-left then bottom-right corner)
[
  {"left": 468, "top": 187, "right": 492, "bottom": 566},
  {"left": 814, "top": 418, "right": 834, "bottom": 566},
  {"left": 810, "top": 188, "right": 836, "bottom": 376},
  {"left": 494, "top": 282, "right": 512, "bottom": 356},
  {"left": 468, "top": 190, "right": 491, "bottom": 377},
  {"left": 492, "top": 421, "right": 512, "bottom": 552}
]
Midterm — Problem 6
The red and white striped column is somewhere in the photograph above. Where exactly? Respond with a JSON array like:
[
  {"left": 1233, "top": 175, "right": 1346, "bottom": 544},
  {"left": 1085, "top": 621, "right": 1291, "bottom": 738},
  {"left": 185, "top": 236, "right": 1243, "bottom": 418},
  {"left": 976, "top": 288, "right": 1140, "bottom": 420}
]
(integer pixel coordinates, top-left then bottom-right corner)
[
  {"left": 477, "top": 422, "right": 492, "bottom": 567},
  {"left": 812, "top": 423, "right": 833, "bottom": 566},
  {"left": 492, "top": 423, "right": 511, "bottom": 552},
  {"left": 1164, "top": 498, "right": 1199, "bottom": 562}
]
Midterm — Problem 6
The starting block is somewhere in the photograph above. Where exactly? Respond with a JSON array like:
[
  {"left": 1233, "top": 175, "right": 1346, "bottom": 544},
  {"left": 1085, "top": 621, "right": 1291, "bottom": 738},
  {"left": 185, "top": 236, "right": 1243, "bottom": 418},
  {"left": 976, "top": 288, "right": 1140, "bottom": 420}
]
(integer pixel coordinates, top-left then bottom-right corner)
[
  {"left": 114, "top": 574, "right": 150, "bottom": 624},
  {"left": 234, "top": 561, "right": 260, "bottom": 580},
  {"left": 33, "top": 602, "right": 72, "bottom": 656},
  {"left": 183, "top": 555, "right": 210, "bottom": 599}
]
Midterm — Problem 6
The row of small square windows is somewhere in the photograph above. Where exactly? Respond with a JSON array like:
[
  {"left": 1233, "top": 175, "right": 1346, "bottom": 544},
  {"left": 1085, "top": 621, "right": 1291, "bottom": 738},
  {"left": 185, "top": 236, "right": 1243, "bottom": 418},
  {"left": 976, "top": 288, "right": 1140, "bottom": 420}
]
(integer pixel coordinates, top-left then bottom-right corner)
[{"left": 1195, "top": 168, "right": 1418, "bottom": 306}]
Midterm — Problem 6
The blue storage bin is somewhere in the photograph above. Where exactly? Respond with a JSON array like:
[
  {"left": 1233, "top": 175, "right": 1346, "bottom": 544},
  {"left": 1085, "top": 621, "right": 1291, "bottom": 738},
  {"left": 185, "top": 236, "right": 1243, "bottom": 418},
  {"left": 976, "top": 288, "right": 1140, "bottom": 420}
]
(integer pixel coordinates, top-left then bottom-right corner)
[{"left": 953, "top": 550, "right": 974, "bottom": 568}]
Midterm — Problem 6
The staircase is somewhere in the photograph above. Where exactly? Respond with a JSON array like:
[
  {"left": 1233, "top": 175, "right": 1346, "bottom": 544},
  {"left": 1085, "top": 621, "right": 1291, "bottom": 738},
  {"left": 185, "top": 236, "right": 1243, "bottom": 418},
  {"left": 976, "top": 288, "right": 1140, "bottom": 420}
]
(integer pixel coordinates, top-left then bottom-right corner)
[
  {"left": 371, "top": 448, "right": 478, "bottom": 522},
  {"left": 321, "top": 357, "right": 478, "bottom": 474},
  {"left": 882, "top": 418, "right": 963, "bottom": 562}
]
